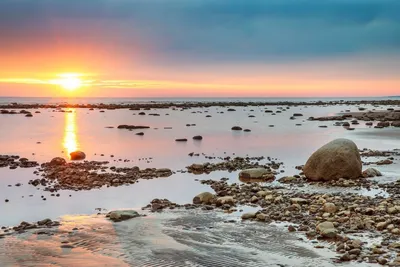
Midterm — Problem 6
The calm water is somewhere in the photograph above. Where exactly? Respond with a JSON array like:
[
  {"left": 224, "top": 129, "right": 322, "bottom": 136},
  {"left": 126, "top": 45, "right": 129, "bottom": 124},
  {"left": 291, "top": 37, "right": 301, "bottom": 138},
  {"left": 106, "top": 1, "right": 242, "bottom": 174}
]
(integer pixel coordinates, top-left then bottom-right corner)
[
  {"left": 0, "top": 101, "right": 399, "bottom": 266},
  {"left": 0, "top": 103, "right": 399, "bottom": 226}
]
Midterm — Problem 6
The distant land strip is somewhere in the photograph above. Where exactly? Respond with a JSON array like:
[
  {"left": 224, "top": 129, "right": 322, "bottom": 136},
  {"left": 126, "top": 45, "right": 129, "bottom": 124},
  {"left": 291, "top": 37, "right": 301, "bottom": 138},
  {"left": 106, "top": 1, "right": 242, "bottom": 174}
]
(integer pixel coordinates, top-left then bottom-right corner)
[{"left": 0, "top": 100, "right": 399, "bottom": 110}]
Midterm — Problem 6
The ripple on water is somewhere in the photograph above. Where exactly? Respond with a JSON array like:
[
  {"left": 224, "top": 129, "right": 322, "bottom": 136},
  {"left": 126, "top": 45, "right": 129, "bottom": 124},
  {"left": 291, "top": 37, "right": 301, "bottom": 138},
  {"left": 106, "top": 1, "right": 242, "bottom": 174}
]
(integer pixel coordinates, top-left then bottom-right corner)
[{"left": 0, "top": 211, "right": 346, "bottom": 267}]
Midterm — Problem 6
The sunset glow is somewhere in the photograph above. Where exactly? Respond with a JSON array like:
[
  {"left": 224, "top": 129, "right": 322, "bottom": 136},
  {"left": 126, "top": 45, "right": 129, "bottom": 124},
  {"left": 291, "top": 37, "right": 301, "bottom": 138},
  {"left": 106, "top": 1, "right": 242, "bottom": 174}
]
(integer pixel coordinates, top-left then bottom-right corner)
[
  {"left": 0, "top": 1, "right": 398, "bottom": 97},
  {"left": 50, "top": 74, "right": 83, "bottom": 91}
]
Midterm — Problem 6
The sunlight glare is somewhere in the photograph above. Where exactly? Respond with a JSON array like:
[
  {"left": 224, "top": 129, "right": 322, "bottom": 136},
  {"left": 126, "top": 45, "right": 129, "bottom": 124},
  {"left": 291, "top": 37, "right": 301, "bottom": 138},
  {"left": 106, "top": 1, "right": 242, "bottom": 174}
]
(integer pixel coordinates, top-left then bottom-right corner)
[
  {"left": 52, "top": 73, "right": 83, "bottom": 91},
  {"left": 63, "top": 109, "right": 79, "bottom": 158}
]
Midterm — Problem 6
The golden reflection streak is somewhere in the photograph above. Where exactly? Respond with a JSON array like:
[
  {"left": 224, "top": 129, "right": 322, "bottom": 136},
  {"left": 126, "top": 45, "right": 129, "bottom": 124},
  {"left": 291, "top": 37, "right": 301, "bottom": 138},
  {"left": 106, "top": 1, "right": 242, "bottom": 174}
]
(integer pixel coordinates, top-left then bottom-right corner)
[{"left": 63, "top": 109, "right": 79, "bottom": 158}]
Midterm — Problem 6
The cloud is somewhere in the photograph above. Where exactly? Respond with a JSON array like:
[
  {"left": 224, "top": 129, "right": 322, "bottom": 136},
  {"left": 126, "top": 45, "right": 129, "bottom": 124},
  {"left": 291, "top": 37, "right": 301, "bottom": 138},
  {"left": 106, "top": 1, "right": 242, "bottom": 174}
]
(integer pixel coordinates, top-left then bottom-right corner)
[{"left": 0, "top": 0, "right": 399, "bottom": 64}]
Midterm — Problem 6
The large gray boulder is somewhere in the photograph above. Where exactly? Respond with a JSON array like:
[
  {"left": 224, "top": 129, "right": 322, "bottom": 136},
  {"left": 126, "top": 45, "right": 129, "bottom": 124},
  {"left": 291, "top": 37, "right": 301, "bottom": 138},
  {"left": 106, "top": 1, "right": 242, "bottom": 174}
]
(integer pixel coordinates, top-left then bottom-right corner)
[{"left": 304, "top": 139, "right": 362, "bottom": 181}]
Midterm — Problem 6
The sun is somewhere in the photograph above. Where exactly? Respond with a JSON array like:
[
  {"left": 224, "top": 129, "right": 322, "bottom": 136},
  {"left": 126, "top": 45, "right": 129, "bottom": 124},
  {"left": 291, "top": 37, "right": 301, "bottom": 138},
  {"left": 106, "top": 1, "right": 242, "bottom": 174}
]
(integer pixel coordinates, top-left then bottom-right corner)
[
  {"left": 60, "top": 77, "right": 81, "bottom": 91},
  {"left": 58, "top": 74, "right": 82, "bottom": 91},
  {"left": 50, "top": 73, "right": 83, "bottom": 91}
]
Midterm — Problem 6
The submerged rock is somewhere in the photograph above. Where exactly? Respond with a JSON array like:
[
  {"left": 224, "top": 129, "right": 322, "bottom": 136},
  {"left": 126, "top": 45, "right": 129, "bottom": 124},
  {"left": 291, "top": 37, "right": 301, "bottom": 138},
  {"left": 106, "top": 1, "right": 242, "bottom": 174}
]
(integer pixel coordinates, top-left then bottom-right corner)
[
  {"left": 303, "top": 139, "right": 362, "bottom": 181},
  {"left": 107, "top": 210, "right": 140, "bottom": 222}
]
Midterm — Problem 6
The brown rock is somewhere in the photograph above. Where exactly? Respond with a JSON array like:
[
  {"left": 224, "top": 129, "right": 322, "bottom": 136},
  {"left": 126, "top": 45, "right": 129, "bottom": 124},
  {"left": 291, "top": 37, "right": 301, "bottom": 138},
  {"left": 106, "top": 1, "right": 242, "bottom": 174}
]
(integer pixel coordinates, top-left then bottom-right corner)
[
  {"left": 303, "top": 139, "right": 362, "bottom": 181},
  {"left": 193, "top": 192, "right": 214, "bottom": 204},
  {"left": 70, "top": 151, "right": 86, "bottom": 161}
]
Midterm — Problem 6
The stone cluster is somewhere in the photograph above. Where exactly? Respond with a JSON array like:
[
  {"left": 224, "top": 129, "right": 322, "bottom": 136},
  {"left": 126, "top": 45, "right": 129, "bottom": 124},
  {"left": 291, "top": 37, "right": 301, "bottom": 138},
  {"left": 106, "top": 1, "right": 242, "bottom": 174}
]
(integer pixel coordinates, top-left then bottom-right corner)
[
  {"left": 0, "top": 155, "right": 39, "bottom": 169},
  {"left": 31, "top": 158, "right": 173, "bottom": 191}
]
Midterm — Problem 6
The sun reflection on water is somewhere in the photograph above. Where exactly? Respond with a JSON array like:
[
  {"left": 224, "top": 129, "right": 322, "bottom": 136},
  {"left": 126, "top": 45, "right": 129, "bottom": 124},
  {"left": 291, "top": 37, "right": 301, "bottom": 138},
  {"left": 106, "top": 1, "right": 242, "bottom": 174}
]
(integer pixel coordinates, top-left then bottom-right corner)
[{"left": 63, "top": 109, "right": 79, "bottom": 158}]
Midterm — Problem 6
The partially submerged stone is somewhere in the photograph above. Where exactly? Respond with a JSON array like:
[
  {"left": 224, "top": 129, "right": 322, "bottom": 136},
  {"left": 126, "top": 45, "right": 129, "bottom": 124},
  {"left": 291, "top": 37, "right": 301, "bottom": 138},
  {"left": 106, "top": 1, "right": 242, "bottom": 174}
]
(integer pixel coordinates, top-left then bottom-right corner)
[
  {"left": 231, "top": 126, "right": 242, "bottom": 131},
  {"left": 193, "top": 192, "right": 214, "bottom": 205},
  {"left": 107, "top": 210, "right": 140, "bottom": 222},
  {"left": 239, "top": 168, "right": 275, "bottom": 181},
  {"left": 216, "top": 196, "right": 235, "bottom": 206},
  {"left": 241, "top": 212, "right": 256, "bottom": 220},
  {"left": 362, "top": 168, "right": 382, "bottom": 178}
]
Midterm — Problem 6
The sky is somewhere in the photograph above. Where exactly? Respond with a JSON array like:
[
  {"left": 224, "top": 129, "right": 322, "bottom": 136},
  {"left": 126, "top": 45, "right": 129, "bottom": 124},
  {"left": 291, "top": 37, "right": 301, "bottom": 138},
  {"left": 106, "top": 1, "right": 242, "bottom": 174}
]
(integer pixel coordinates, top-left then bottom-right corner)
[{"left": 0, "top": 0, "right": 399, "bottom": 97}]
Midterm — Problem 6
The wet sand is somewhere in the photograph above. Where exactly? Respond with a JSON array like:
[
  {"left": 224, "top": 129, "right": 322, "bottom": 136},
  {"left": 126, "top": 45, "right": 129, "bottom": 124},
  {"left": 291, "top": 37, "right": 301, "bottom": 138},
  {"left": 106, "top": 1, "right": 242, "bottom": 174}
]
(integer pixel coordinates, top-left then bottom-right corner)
[{"left": 1, "top": 210, "right": 366, "bottom": 267}]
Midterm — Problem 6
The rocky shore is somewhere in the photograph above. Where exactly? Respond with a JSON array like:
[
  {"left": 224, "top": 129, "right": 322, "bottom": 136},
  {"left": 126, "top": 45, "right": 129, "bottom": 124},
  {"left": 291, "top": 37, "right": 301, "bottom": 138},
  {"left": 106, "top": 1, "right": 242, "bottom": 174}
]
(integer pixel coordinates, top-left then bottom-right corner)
[
  {"left": 1, "top": 104, "right": 400, "bottom": 267},
  {"left": 0, "top": 99, "right": 399, "bottom": 111},
  {"left": 310, "top": 110, "right": 400, "bottom": 128},
  {"left": 185, "top": 156, "right": 282, "bottom": 176},
  {"left": 29, "top": 157, "right": 173, "bottom": 191},
  {"left": 0, "top": 155, "right": 38, "bottom": 169},
  {"left": 128, "top": 138, "right": 400, "bottom": 265}
]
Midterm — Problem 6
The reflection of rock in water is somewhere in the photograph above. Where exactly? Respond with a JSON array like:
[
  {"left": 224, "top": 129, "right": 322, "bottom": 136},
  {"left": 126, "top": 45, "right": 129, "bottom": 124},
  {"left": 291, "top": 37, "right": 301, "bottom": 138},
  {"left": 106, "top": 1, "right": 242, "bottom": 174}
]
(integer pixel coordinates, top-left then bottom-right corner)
[{"left": 0, "top": 211, "right": 338, "bottom": 267}]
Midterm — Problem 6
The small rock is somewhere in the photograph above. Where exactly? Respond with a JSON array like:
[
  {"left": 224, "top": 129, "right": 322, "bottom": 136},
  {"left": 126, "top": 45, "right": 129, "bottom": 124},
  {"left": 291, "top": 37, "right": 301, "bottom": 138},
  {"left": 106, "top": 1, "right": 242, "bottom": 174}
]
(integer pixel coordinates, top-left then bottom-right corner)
[
  {"left": 193, "top": 192, "right": 214, "bottom": 204},
  {"left": 231, "top": 126, "right": 242, "bottom": 131},
  {"left": 241, "top": 212, "right": 256, "bottom": 220},
  {"left": 316, "top": 221, "right": 337, "bottom": 238},
  {"left": 323, "top": 203, "right": 337, "bottom": 213},
  {"left": 193, "top": 136, "right": 203, "bottom": 140},
  {"left": 70, "top": 151, "right": 86, "bottom": 161},
  {"left": 362, "top": 168, "right": 382, "bottom": 178},
  {"left": 107, "top": 210, "right": 140, "bottom": 222}
]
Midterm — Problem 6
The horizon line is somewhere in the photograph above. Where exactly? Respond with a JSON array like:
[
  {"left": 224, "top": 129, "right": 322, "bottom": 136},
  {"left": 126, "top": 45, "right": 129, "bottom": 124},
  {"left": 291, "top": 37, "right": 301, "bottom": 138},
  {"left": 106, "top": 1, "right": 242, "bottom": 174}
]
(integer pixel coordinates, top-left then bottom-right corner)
[{"left": 0, "top": 95, "right": 398, "bottom": 99}]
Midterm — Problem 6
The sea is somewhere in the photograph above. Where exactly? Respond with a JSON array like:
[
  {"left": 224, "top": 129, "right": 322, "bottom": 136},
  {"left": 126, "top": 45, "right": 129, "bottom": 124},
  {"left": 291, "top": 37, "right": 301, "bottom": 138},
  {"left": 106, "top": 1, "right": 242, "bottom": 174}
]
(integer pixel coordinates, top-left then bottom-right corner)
[{"left": 0, "top": 97, "right": 398, "bottom": 266}]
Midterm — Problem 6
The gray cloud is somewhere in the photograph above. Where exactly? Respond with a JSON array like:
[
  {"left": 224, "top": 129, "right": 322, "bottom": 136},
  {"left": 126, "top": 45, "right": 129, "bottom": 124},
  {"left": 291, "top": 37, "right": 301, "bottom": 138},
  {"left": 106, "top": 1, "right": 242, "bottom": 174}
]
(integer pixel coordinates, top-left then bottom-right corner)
[{"left": 0, "top": 0, "right": 399, "bottom": 63}]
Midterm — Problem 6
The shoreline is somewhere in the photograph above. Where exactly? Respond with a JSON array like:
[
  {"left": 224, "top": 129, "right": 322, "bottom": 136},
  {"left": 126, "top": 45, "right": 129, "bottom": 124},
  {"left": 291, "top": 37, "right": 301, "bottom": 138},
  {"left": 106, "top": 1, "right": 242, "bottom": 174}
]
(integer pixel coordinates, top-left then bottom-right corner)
[{"left": 0, "top": 99, "right": 399, "bottom": 110}]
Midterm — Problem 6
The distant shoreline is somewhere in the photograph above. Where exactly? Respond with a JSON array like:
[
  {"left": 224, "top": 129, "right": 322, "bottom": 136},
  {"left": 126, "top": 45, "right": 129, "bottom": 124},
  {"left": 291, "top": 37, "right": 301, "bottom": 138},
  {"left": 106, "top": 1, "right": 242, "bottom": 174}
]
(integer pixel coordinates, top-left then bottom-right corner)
[{"left": 0, "top": 99, "right": 399, "bottom": 109}]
